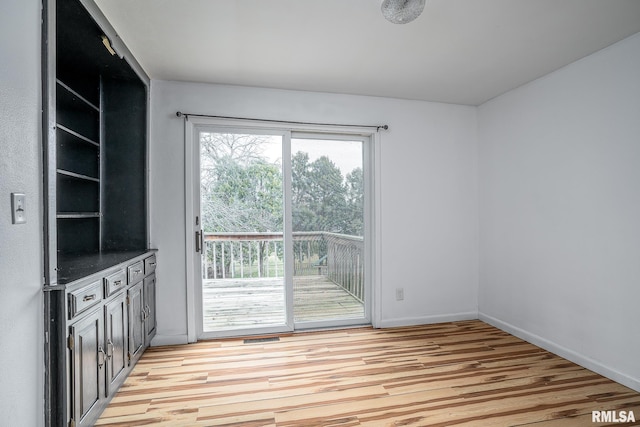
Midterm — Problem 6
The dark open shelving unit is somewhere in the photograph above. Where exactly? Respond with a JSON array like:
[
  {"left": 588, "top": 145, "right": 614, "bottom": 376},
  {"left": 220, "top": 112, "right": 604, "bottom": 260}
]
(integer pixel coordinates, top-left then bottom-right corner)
[
  {"left": 48, "top": 0, "right": 149, "bottom": 268},
  {"left": 42, "top": 2, "right": 155, "bottom": 426}
]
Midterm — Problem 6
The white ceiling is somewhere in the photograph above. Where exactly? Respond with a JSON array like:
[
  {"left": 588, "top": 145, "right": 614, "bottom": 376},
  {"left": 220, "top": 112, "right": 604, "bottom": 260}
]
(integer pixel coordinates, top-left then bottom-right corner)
[{"left": 95, "top": 0, "right": 640, "bottom": 106}]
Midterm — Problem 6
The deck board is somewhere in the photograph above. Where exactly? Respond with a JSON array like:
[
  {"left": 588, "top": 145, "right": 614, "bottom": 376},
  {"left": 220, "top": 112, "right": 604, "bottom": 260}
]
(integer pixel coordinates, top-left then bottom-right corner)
[
  {"left": 203, "top": 275, "right": 365, "bottom": 330},
  {"left": 97, "top": 320, "right": 640, "bottom": 426}
]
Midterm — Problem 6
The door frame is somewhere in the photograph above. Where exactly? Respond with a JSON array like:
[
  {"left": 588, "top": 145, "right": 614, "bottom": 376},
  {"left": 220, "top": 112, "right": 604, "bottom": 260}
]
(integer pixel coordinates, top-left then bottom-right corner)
[{"left": 184, "top": 116, "right": 382, "bottom": 342}]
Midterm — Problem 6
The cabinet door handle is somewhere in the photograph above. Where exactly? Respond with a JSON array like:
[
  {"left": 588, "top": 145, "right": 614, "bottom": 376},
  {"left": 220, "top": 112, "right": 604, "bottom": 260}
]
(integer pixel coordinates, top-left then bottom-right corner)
[
  {"left": 113, "top": 280, "right": 122, "bottom": 287},
  {"left": 98, "top": 346, "right": 107, "bottom": 369},
  {"left": 107, "top": 339, "right": 114, "bottom": 360},
  {"left": 83, "top": 294, "right": 96, "bottom": 302}
]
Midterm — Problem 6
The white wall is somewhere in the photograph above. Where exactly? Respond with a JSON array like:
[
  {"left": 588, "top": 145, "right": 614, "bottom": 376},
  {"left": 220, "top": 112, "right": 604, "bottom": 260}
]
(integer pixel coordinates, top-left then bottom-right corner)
[
  {"left": 0, "top": 0, "right": 44, "bottom": 425},
  {"left": 150, "top": 81, "right": 478, "bottom": 342},
  {"left": 478, "top": 33, "right": 640, "bottom": 391}
]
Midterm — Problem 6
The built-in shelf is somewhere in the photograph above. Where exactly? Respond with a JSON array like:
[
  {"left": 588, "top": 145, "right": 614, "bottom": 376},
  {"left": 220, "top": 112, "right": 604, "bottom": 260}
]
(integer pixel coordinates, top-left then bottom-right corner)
[
  {"left": 57, "top": 168, "right": 100, "bottom": 183},
  {"left": 57, "top": 124, "right": 100, "bottom": 147},
  {"left": 45, "top": 1, "right": 151, "bottom": 425},
  {"left": 56, "top": 82, "right": 100, "bottom": 142},
  {"left": 57, "top": 212, "right": 101, "bottom": 219},
  {"left": 56, "top": 79, "right": 100, "bottom": 111}
]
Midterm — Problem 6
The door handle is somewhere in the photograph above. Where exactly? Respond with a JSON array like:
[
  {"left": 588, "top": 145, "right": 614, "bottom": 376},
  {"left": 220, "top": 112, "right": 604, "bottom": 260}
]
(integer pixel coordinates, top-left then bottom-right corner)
[{"left": 195, "top": 230, "right": 203, "bottom": 253}]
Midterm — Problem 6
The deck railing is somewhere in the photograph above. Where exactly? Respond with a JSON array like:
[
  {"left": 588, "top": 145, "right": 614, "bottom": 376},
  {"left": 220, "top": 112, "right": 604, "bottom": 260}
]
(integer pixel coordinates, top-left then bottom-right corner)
[{"left": 203, "top": 231, "right": 364, "bottom": 301}]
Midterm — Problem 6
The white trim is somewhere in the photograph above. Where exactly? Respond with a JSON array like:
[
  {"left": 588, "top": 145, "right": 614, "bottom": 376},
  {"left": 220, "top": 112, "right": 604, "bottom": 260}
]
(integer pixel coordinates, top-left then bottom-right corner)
[
  {"left": 150, "top": 334, "right": 189, "bottom": 347},
  {"left": 479, "top": 312, "right": 640, "bottom": 393},
  {"left": 364, "top": 133, "right": 375, "bottom": 326},
  {"left": 198, "top": 324, "right": 293, "bottom": 341},
  {"left": 371, "top": 132, "right": 383, "bottom": 328},
  {"left": 184, "top": 119, "right": 198, "bottom": 343},
  {"left": 282, "top": 131, "right": 295, "bottom": 330},
  {"left": 378, "top": 312, "right": 478, "bottom": 329},
  {"left": 183, "top": 115, "right": 380, "bottom": 339}
]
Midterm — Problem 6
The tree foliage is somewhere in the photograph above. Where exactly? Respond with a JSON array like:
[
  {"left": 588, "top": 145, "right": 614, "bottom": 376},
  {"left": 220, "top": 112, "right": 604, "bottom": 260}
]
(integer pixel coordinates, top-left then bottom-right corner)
[{"left": 201, "top": 134, "right": 363, "bottom": 237}]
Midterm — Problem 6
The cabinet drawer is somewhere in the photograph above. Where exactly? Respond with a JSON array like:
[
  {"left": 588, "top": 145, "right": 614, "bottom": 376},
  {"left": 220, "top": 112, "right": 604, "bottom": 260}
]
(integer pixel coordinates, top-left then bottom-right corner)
[
  {"left": 128, "top": 261, "right": 145, "bottom": 284},
  {"left": 144, "top": 255, "right": 157, "bottom": 275},
  {"left": 104, "top": 269, "right": 127, "bottom": 297},
  {"left": 68, "top": 280, "right": 103, "bottom": 319}
]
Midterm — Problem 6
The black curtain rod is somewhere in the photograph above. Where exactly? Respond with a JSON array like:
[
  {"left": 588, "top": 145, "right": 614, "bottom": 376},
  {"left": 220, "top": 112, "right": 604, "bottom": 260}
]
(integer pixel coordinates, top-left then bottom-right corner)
[{"left": 176, "top": 111, "right": 388, "bottom": 131}]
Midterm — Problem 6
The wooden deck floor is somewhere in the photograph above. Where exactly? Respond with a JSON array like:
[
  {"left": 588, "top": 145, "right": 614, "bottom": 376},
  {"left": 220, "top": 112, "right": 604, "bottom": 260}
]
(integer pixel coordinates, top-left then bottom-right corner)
[
  {"left": 97, "top": 320, "right": 640, "bottom": 426},
  {"left": 203, "top": 275, "right": 365, "bottom": 331}
]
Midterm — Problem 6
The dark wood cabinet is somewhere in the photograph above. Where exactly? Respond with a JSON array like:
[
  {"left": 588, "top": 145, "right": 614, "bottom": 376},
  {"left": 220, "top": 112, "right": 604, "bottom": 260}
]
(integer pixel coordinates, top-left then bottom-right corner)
[
  {"left": 42, "top": 1, "right": 156, "bottom": 426},
  {"left": 104, "top": 292, "right": 128, "bottom": 396},
  {"left": 69, "top": 307, "right": 105, "bottom": 427},
  {"left": 144, "top": 274, "right": 157, "bottom": 347},
  {"left": 49, "top": 253, "right": 158, "bottom": 427},
  {"left": 128, "top": 281, "right": 145, "bottom": 363}
]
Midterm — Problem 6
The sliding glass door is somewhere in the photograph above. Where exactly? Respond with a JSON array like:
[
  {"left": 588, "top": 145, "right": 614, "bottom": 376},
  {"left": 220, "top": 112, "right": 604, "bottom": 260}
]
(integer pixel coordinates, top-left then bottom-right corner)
[
  {"left": 291, "top": 136, "right": 368, "bottom": 328},
  {"left": 198, "top": 130, "right": 291, "bottom": 336},
  {"left": 191, "top": 125, "right": 371, "bottom": 338}
]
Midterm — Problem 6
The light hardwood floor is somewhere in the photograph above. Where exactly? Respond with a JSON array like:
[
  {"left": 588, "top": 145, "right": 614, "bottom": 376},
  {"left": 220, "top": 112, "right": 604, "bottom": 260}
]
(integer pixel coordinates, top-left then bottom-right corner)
[{"left": 97, "top": 320, "right": 640, "bottom": 426}]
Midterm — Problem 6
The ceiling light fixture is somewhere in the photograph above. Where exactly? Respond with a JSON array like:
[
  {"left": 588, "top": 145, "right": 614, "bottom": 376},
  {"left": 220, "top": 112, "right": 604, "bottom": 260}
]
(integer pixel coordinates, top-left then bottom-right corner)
[{"left": 381, "top": 0, "right": 426, "bottom": 24}]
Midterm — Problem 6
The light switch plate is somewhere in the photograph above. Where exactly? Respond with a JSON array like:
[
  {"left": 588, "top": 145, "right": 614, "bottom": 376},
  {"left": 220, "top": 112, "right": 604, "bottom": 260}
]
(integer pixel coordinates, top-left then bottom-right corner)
[{"left": 11, "top": 193, "right": 26, "bottom": 224}]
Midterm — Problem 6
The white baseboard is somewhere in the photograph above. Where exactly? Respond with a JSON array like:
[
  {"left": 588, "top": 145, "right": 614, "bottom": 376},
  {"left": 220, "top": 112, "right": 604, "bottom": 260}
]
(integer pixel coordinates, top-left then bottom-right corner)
[
  {"left": 479, "top": 312, "right": 640, "bottom": 393},
  {"left": 150, "top": 334, "right": 189, "bottom": 346},
  {"left": 378, "top": 311, "right": 478, "bottom": 328}
]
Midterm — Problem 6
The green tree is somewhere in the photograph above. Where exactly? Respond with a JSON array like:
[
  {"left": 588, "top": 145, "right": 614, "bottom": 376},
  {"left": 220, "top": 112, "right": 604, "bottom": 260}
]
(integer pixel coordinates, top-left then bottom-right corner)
[
  {"left": 291, "top": 153, "right": 352, "bottom": 233},
  {"left": 307, "top": 156, "right": 348, "bottom": 232},
  {"left": 203, "top": 155, "right": 282, "bottom": 233},
  {"left": 344, "top": 167, "right": 364, "bottom": 236},
  {"left": 291, "top": 152, "right": 317, "bottom": 232}
]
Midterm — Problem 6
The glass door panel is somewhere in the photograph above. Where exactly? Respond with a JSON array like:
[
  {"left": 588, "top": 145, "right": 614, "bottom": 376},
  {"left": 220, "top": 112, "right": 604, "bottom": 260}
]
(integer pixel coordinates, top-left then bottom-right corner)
[
  {"left": 199, "top": 131, "right": 288, "bottom": 333},
  {"left": 291, "top": 137, "right": 367, "bottom": 326}
]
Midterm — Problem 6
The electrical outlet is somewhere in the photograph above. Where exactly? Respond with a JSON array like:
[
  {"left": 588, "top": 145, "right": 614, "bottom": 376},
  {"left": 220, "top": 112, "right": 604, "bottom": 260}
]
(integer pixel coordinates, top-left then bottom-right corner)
[
  {"left": 11, "top": 193, "right": 26, "bottom": 224},
  {"left": 395, "top": 287, "right": 404, "bottom": 301}
]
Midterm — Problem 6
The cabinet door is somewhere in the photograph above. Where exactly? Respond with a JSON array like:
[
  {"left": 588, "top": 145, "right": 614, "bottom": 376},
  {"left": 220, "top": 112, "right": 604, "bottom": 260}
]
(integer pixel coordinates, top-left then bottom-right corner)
[
  {"left": 128, "top": 281, "right": 145, "bottom": 362},
  {"left": 69, "top": 307, "right": 105, "bottom": 427},
  {"left": 105, "top": 292, "right": 128, "bottom": 395},
  {"left": 143, "top": 273, "right": 156, "bottom": 346}
]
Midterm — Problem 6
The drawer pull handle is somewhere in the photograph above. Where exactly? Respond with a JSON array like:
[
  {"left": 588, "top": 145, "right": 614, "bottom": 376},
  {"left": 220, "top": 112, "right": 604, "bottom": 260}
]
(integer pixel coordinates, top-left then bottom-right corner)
[
  {"left": 148, "top": 262, "right": 156, "bottom": 266},
  {"left": 133, "top": 269, "right": 142, "bottom": 274},
  {"left": 83, "top": 294, "right": 96, "bottom": 302},
  {"left": 113, "top": 280, "right": 122, "bottom": 287}
]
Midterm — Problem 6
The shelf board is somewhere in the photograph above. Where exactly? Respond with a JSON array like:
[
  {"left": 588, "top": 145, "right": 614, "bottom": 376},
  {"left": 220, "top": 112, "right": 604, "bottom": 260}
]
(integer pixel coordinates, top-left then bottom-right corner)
[
  {"left": 56, "top": 79, "right": 100, "bottom": 111},
  {"left": 57, "top": 169, "right": 100, "bottom": 182},
  {"left": 57, "top": 124, "right": 100, "bottom": 147},
  {"left": 57, "top": 212, "right": 101, "bottom": 219}
]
